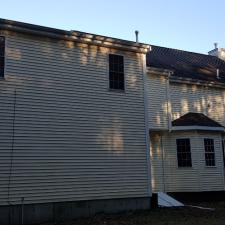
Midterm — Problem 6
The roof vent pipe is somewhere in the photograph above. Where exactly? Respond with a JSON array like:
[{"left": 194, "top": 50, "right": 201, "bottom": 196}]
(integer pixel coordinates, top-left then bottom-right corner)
[
  {"left": 217, "top": 68, "right": 220, "bottom": 79},
  {"left": 214, "top": 43, "right": 218, "bottom": 49},
  {"left": 135, "top": 30, "right": 139, "bottom": 43}
]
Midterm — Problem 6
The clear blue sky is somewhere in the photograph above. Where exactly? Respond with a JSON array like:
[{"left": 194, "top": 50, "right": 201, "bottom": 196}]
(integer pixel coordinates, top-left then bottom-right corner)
[{"left": 1, "top": 0, "right": 225, "bottom": 54}]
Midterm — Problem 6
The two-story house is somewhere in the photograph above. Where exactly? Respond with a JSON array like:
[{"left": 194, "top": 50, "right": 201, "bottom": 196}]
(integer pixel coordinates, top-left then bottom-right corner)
[
  {"left": 0, "top": 19, "right": 151, "bottom": 225},
  {"left": 146, "top": 45, "right": 225, "bottom": 197},
  {"left": 1, "top": 17, "right": 225, "bottom": 225}
]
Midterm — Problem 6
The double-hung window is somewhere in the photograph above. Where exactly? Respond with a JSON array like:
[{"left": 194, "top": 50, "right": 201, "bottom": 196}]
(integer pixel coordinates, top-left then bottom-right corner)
[
  {"left": 176, "top": 138, "right": 192, "bottom": 167},
  {"left": 109, "top": 54, "right": 124, "bottom": 90},
  {"left": 204, "top": 138, "right": 215, "bottom": 167}
]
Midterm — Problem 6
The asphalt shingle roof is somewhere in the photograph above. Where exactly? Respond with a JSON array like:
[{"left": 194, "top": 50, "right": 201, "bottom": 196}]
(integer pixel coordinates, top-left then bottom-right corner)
[
  {"left": 172, "top": 112, "right": 223, "bottom": 127},
  {"left": 147, "top": 45, "right": 225, "bottom": 84}
]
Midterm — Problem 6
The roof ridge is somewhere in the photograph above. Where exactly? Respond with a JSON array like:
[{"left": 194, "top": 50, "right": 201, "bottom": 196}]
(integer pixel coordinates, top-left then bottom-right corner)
[{"left": 150, "top": 44, "right": 219, "bottom": 59}]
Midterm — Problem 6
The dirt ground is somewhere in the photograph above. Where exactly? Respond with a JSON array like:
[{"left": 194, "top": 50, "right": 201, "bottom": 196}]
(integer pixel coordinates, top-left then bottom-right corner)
[{"left": 43, "top": 201, "right": 225, "bottom": 225}]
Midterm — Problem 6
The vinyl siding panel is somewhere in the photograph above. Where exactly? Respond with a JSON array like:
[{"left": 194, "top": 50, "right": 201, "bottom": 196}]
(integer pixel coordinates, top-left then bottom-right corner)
[
  {"left": 150, "top": 134, "right": 164, "bottom": 192},
  {"left": 146, "top": 74, "right": 168, "bottom": 129},
  {"left": 170, "top": 82, "right": 225, "bottom": 127},
  {"left": 0, "top": 32, "right": 149, "bottom": 205},
  {"left": 147, "top": 75, "right": 225, "bottom": 129}
]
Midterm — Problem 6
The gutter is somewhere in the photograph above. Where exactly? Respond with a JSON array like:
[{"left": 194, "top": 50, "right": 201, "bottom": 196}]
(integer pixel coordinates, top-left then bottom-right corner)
[
  {"left": 171, "top": 126, "right": 225, "bottom": 132},
  {"left": 146, "top": 66, "right": 225, "bottom": 89},
  {"left": 0, "top": 18, "right": 150, "bottom": 53},
  {"left": 142, "top": 53, "right": 152, "bottom": 197},
  {"left": 146, "top": 67, "right": 173, "bottom": 76},
  {"left": 169, "top": 76, "right": 225, "bottom": 89}
]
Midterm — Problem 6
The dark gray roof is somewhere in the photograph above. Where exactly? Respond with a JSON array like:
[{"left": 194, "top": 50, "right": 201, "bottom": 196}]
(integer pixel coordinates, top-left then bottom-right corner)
[
  {"left": 172, "top": 112, "right": 223, "bottom": 127},
  {"left": 147, "top": 45, "right": 225, "bottom": 84}
]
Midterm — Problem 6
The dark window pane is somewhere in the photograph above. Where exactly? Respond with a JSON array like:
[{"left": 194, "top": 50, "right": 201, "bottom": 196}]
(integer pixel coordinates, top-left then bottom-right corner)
[
  {"left": 0, "top": 67, "right": 4, "bottom": 77},
  {"left": 109, "top": 80, "right": 114, "bottom": 89},
  {"left": 0, "top": 47, "right": 4, "bottom": 57},
  {"left": 109, "top": 54, "right": 124, "bottom": 90},
  {"left": 176, "top": 138, "right": 192, "bottom": 167},
  {"left": 204, "top": 139, "right": 215, "bottom": 166},
  {"left": 119, "top": 81, "right": 124, "bottom": 90}
]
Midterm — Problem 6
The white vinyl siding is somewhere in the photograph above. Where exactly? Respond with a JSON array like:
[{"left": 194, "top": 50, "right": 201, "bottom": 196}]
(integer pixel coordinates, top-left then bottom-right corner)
[
  {"left": 146, "top": 73, "right": 168, "bottom": 130},
  {"left": 0, "top": 31, "right": 149, "bottom": 205},
  {"left": 170, "top": 82, "right": 225, "bottom": 127},
  {"left": 147, "top": 73, "right": 225, "bottom": 193},
  {"left": 146, "top": 72, "right": 225, "bottom": 130}
]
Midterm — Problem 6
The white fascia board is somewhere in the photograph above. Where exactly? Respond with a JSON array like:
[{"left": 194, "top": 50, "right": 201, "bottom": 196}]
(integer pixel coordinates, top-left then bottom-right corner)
[{"left": 171, "top": 126, "right": 225, "bottom": 132}]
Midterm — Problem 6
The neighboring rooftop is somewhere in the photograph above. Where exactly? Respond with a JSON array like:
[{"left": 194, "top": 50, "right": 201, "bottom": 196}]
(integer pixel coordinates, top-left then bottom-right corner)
[
  {"left": 147, "top": 45, "right": 225, "bottom": 84},
  {"left": 172, "top": 112, "right": 224, "bottom": 127}
]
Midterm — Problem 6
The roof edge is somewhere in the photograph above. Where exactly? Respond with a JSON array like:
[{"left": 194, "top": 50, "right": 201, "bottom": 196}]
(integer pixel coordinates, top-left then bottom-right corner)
[
  {"left": 147, "top": 66, "right": 174, "bottom": 76},
  {"left": 0, "top": 18, "right": 150, "bottom": 53},
  {"left": 169, "top": 76, "right": 225, "bottom": 89},
  {"left": 171, "top": 126, "right": 225, "bottom": 132}
]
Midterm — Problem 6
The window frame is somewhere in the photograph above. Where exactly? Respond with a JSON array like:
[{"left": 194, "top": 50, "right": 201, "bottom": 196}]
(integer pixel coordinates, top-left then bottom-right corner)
[
  {"left": 0, "top": 36, "right": 5, "bottom": 79},
  {"left": 176, "top": 138, "right": 192, "bottom": 168},
  {"left": 204, "top": 138, "right": 216, "bottom": 167},
  {"left": 108, "top": 53, "right": 125, "bottom": 91}
]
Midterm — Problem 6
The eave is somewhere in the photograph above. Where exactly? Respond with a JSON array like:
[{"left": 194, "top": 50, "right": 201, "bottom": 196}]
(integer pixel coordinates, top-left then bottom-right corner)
[
  {"left": 171, "top": 126, "right": 225, "bottom": 132},
  {"left": 0, "top": 18, "right": 150, "bottom": 53},
  {"left": 146, "top": 66, "right": 174, "bottom": 76}
]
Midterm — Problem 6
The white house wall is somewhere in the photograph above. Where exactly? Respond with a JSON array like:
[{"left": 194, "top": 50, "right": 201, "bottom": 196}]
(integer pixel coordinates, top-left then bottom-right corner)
[
  {"left": 170, "top": 82, "right": 225, "bottom": 126},
  {"left": 0, "top": 31, "right": 150, "bottom": 205},
  {"left": 146, "top": 73, "right": 168, "bottom": 130},
  {"left": 147, "top": 72, "right": 225, "bottom": 193},
  {"left": 146, "top": 73, "right": 225, "bottom": 130}
]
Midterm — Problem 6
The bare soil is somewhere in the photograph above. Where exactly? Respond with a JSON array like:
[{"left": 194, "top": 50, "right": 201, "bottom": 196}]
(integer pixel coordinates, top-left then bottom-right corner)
[{"left": 43, "top": 201, "right": 225, "bottom": 225}]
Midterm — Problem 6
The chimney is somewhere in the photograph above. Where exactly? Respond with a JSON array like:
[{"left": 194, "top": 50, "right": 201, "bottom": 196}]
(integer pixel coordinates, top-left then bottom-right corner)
[{"left": 208, "top": 43, "right": 225, "bottom": 61}]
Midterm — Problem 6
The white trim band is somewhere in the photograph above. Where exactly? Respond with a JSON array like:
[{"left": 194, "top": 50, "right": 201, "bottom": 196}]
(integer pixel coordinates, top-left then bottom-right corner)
[{"left": 171, "top": 126, "right": 225, "bottom": 132}]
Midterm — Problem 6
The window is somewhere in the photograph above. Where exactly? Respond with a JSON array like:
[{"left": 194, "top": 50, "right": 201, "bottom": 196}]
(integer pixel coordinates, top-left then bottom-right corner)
[
  {"left": 176, "top": 139, "right": 192, "bottom": 167},
  {"left": 109, "top": 54, "right": 124, "bottom": 90},
  {"left": 204, "top": 139, "right": 215, "bottom": 166},
  {"left": 0, "top": 36, "right": 5, "bottom": 78}
]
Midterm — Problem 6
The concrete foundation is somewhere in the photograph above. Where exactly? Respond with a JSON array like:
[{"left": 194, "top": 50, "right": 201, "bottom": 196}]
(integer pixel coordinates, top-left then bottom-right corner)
[{"left": 0, "top": 197, "right": 151, "bottom": 225}]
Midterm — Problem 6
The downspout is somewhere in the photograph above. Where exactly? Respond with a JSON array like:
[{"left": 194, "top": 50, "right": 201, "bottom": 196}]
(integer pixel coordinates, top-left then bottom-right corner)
[
  {"left": 142, "top": 51, "right": 152, "bottom": 197},
  {"left": 162, "top": 71, "right": 173, "bottom": 192},
  {"left": 7, "top": 88, "right": 17, "bottom": 205},
  {"left": 160, "top": 135, "right": 166, "bottom": 192},
  {"left": 220, "top": 134, "right": 225, "bottom": 191},
  {"left": 166, "top": 72, "right": 173, "bottom": 132}
]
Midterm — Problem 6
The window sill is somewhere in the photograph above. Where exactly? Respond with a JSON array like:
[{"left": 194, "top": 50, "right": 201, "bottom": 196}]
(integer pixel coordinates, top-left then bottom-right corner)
[
  {"left": 177, "top": 167, "right": 193, "bottom": 169},
  {"left": 108, "top": 88, "right": 126, "bottom": 94},
  {"left": 205, "top": 166, "right": 217, "bottom": 168}
]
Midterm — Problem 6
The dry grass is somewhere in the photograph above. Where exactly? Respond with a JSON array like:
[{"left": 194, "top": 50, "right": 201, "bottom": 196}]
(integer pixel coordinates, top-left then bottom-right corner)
[{"left": 43, "top": 201, "right": 225, "bottom": 225}]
